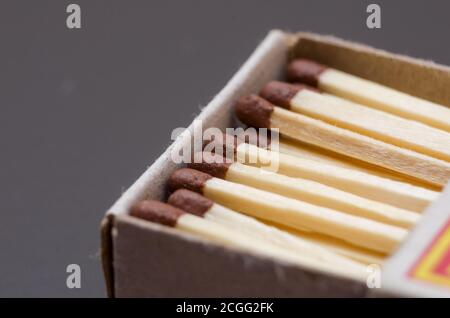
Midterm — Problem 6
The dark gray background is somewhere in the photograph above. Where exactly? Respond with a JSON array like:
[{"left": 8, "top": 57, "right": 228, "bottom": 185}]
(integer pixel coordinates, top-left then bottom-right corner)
[{"left": 0, "top": 0, "right": 449, "bottom": 297}]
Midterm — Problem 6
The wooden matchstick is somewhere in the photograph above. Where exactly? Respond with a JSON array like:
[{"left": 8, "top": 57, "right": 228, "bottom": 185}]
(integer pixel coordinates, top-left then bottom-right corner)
[
  {"left": 275, "top": 136, "right": 441, "bottom": 190},
  {"left": 263, "top": 220, "right": 386, "bottom": 265},
  {"left": 260, "top": 81, "right": 450, "bottom": 162},
  {"left": 167, "top": 189, "right": 370, "bottom": 269},
  {"left": 235, "top": 129, "right": 440, "bottom": 190},
  {"left": 235, "top": 94, "right": 450, "bottom": 186},
  {"left": 168, "top": 168, "right": 408, "bottom": 254},
  {"left": 207, "top": 136, "right": 438, "bottom": 212},
  {"left": 189, "top": 152, "right": 420, "bottom": 228},
  {"left": 130, "top": 199, "right": 366, "bottom": 280},
  {"left": 287, "top": 59, "right": 450, "bottom": 133}
]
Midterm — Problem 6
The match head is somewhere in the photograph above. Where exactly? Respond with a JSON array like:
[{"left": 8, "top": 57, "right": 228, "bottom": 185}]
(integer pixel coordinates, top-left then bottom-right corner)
[
  {"left": 286, "top": 59, "right": 327, "bottom": 86},
  {"left": 202, "top": 133, "right": 240, "bottom": 159},
  {"left": 168, "top": 189, "right": 214, "bottom": 217},
  {"left": 235, "top": 94, "right": 274, "bottom": 129},
  {"left": 260, "top": 81, "right": 315, "bottom": 108},
  {"left": 168, "top": 168, "right": 213, "bottom": 194},
  {"left": 130, "top": 200, "right": 185, "bottom": 227},
  {"left": 188, "top": 152, "right": 231, "bottom": 179}
]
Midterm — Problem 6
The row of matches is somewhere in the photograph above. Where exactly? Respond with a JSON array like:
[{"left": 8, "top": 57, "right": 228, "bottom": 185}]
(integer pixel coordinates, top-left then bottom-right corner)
[{"left": 130, "top": 59, "right": 450, "bottom": 282}]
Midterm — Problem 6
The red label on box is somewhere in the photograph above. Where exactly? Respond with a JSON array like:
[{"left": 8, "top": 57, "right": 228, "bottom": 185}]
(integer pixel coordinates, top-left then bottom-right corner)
[{"left": 409, "top": 218, "right": 450, "bottom": 288}]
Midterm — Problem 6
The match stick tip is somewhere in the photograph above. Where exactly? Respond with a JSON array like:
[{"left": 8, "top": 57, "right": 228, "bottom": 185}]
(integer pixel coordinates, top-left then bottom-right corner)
[
  {"left": 260, "top": 81, "right": 314, "bottom": 108},
  {"left": 188, "top": 152, "right": 231, "bottom": 179},
  {"left": 168, "top": 189, "right": 213, "bottom": 217},
  {"left": 130, "top": 200, "right": 185, "bottom": 227},
  {"left": 287, "top": 59, "right": 327, "bottom": 86},
  {"left": 168, "top": 168, "right": 213, "bottom": 193},
  {"left": 235, "top": 94, "right": 274, "bottom": 128}
]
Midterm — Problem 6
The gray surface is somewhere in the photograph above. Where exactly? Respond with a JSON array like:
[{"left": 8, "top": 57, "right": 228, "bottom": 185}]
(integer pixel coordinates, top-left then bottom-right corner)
[{"left": 0, "top": 0, "right": 449, "bottom": 297}]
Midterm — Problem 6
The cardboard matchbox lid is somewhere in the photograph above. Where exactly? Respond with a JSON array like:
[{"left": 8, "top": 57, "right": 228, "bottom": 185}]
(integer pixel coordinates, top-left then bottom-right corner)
[{"left": 101, "top": 30, "right": 450, "bottom": 298}]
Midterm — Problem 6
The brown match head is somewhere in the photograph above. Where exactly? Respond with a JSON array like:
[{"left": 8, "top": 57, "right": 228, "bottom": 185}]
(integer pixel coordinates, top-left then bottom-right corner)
[
  {"left": 168, "top": 189, "right": 214, "bottom": 217},
  {"left": 188, "top": 152, "right": 231, "bottom": 179},
  {"left": 130, "top": 200, "right": 185, "bottom": 227},
  {"left": 167, "top": 168, "right": 213, "bottom": 194},
  {"left": 286, "top": 59, "right": 327, "bottom": 87},
  {"left": 260, "top": 81, "right": 315, "bottom": 108},
  {"left": 235, "top": 94, "right": 274, "bottom": 128},
  {"left": 202, "top": 133, "right": 240, "bottom": 159}
]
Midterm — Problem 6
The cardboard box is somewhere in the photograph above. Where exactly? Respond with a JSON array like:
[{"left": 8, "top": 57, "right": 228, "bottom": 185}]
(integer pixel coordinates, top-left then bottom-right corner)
[{"left": 101, "top": 30, "right": 450, "bottom": 297}]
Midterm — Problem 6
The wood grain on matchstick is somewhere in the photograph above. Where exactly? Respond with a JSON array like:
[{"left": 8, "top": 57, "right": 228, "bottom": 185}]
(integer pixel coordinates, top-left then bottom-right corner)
[
  {"left": 235, "top": 95, "right": 450, "bottom": 186},
  {"left": 235, "top": 142, "right": 438, "bottom": 212},
  {"left": 190, "top": 153, "right": 420, "bottom": 228},
  {"left": 261, "top": 81, "right": 450, "bottom": 162},
  {"left": 235, "top": 130, "right": 440, "bottom": 190},
  {"left": 168, "top": 168, "right": 408, "bottom": 254},
  {"left": 264, "top": 221, "right": 386, "bottom": 265},
  {"left": 275, "top": 137, "right": 441, "bottom": 190},
  {"left": 168, "top": 189, "right": 368, "bottom": 270}
]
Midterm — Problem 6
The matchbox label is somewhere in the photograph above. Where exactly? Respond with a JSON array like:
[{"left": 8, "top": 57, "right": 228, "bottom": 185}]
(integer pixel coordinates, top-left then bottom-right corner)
[{"left": 409, "top": 218, "right": 450, "bottom": 288}]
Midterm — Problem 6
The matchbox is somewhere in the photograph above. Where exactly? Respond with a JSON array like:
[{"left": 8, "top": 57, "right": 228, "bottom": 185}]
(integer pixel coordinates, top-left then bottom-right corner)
[{"left": 101, "top": 30, "right": 450, "bottom": 297}]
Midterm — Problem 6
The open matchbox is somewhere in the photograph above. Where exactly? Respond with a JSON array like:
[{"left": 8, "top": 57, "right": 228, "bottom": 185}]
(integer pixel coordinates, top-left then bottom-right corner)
[{"left": 101, "top": 30, "right": 450, "bottom": 297}]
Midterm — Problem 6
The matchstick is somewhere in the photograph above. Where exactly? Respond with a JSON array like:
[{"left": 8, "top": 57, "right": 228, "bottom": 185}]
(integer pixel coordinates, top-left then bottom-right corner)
[
  {"left": 189, "top": 152, "right": 420, "bottom": 228},
  {"left": 235, "top": 94, "right": 450, "bottom": 186},
  {"left": 168, "top": 168, "right": 408, "bottom": 253},
  {"left": 287, "top": 59, "right": 450, "bottom": 133},
  {"left": 262, "top": 220, "right": 386, "bottom": 265},
  {"left": 235, "top": 129, "right": 439, "bottom": 190},
  {"left": 207, "top": 136, "right": 438, "bottom": 212},
  {"left": 167, "top": 189, "right": 370, "bottom": 269},
  {"left": 275, "top": 136, "right": 440, "bottom": 190},
  {"left": 260, "top": 81, "right": 450, "bottom": 162},
  {"left": 130, "top": 200, "right": 366, "bottom": 281}
]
